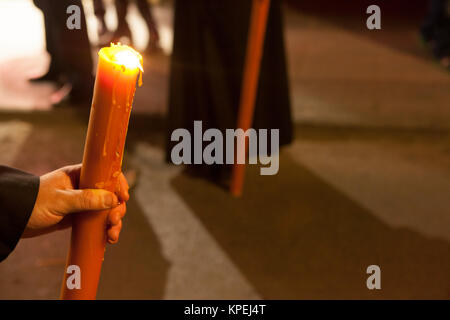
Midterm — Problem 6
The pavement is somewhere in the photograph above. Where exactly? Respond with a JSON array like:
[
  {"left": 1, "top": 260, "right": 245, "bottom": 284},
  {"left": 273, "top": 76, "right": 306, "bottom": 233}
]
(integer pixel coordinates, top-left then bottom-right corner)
[{"left": 0, "top": 1, "right": 449, "bottom": 299}]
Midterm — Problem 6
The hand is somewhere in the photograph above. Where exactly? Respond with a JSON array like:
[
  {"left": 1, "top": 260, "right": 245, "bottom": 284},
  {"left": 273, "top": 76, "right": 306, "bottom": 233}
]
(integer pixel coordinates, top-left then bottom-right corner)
[{"left": 22, "top": 164, "right": 130, "bottom": 244}]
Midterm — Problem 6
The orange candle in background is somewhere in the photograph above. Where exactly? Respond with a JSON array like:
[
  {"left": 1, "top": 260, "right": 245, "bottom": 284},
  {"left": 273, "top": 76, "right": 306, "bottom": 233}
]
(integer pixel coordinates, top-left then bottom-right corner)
[{"left": 61, "top": 44, "right": 143, "bottom": 300}]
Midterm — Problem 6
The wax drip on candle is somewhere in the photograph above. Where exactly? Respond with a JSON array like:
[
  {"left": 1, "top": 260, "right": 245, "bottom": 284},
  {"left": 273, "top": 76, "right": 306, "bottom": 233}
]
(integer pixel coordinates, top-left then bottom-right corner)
[
  {"left": 95, "top": 182, "right": 105, "bottom": 189},
  {"left": 138, "top": 55, "right": 144, "bottom": 87},
  {"left": 111, "top": 70, "right": 120, "bottom": 107},
  {"left": 125, "top": 84, "right": 130, "bottom": 113},
  {"left": 138, "top": 68, "right": 143, "bottom": 87}
]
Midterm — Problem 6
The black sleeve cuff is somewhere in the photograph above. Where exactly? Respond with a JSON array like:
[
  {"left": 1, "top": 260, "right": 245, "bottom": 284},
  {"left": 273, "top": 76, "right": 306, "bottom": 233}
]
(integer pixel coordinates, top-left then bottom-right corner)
[{"left": 0, "top": 166, "right": 40, "bottom": 262}]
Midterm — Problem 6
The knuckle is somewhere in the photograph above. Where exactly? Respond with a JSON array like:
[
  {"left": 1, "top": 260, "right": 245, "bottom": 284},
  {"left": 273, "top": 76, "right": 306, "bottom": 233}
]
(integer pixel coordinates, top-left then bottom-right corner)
[{"left": 82, "top": 190, "right": 97, "bottom": 209}]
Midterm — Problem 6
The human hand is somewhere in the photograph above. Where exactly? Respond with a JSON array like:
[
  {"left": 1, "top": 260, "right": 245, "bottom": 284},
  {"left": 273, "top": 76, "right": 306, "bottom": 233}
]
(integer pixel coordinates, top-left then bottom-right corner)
[{"left": 22, "top": 164, "right": 129, "bottom": 244}]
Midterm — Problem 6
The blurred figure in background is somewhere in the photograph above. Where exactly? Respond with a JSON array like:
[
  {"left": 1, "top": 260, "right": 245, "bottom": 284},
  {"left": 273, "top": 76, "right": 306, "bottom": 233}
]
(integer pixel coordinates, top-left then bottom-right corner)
[
  {"left": 93, "top": 0, "right": 108, "bottom": 39},
  {"left": 109, "top": 0, "right": 160, "bottom": 52},
  {"left": 166, "top": 0, "right": 293, "bottom": 185},
  {"left": 31, "top": 0, "right": 94, "bottom": 105},
  {"left": 421, "top": 0, "right": 450, "bottom": 68}
]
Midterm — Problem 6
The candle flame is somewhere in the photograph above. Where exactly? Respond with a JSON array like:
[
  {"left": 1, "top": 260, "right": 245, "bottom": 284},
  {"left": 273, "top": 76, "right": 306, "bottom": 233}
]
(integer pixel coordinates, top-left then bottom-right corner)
[
  {"left": 99, "top": 44, "right": 144, "bottom": 86},
  {"left": 113, "top": 50, "right": 144, "bottom": 72},
  {"left": 100, "top": 43, "right": 144, "bottom": 73}
]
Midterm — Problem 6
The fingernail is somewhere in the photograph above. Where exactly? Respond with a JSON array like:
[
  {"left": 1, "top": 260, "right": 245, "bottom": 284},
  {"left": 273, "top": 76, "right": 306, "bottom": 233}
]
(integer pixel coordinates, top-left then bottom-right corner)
[
  {"left": 104, "top": 193, "right": 118, "bottom": 208},
  {"left": 109, "top": 235, "right": 118, "bottom": 243}
]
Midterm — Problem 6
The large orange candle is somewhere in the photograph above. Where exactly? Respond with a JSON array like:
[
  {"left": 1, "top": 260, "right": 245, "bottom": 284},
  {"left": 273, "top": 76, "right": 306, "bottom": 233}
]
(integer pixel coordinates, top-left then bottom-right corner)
[{"left": 61, "top": 44, "right": 143, "bottom": 300}]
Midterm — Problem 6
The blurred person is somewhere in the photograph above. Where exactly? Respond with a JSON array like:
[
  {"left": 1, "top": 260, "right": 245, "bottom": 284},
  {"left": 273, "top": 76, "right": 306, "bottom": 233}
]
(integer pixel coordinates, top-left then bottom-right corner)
[
  {"left": 31, "top": 0, "right": 94, "bottom": 104},
  {"left": 421, "top": 0, "right": 450, "bottom": 68},
  {"left": 109, "top": 0, "right": 160, "bottom": 52},
  {"left": 0, "top": 164, "right": 129, "bottom": 262},
  {"left": 94, "top": 0, "right": 108, "bottom": 38},
  {"left": 165, "top": 0, "right": 293, "bottom": 185}
]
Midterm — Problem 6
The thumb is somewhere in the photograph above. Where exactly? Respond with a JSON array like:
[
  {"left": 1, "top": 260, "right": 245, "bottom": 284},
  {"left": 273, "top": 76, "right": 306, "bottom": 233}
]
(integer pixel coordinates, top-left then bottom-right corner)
[{"left": 61, "top": 189, "right": 119, "bottom": 214}]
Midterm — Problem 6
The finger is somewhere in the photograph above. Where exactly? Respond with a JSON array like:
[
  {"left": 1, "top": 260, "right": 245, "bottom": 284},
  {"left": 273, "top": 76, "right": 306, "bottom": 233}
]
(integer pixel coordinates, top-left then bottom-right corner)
[
  {"left": 62, "top": 163, "right": 82, "bottom": 174},
  {"left": 61, "top": 164, "right": 82, "bottom": 188},
  {"left": 116, "top": 173, "right": 129, "bottom": 202},
  {"left": 108, "top": 203, "right": 126, "bottom": 225},
  {"left": 107, "top": 220, "right": 122, "bottom": 244},
  {"left": 60, "top": 189, "right": 119, "bottom": 214}
]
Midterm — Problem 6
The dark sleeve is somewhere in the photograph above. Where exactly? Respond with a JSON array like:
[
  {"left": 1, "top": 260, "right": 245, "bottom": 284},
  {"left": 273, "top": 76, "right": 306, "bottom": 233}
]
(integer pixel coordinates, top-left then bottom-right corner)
[{"left": 0, "top": 166, "right": 40, "bottom": 262}]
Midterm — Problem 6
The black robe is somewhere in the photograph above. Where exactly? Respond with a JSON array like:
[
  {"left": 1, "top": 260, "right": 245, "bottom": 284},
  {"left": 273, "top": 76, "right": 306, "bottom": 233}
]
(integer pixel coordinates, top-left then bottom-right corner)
[
  {"left": 166, "top": 0, "right": 293, "bottom": 181},
  {"left": 0, "top": 167, "right": 39, "bottom": 262},
  {"left": 33, "top": 0, "right": 93, "bottom": 99}
]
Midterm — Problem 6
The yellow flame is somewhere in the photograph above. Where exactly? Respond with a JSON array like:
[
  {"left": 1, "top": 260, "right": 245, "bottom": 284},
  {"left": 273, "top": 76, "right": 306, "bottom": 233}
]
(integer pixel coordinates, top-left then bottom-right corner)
[
  {"left": 113, "top": 50, "right": 143, "bottom": 72},
  {"left": 99, "top": 43, "right": 144, "bottom": 73}
]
